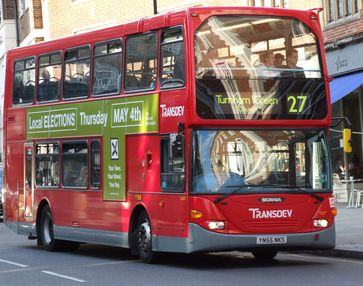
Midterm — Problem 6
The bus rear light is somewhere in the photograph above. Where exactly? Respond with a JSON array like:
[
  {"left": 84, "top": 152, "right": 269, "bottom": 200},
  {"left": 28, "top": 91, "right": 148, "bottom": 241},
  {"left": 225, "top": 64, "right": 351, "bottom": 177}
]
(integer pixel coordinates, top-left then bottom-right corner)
[
  {"left": 191, "top": 210, "right": 203, "bottom": 219},
  {"left": 208, "top": 221, "right": 225, "bottom": 230},
  {"left": 313, "top": 219, "right": 328, "bottom": 228}
]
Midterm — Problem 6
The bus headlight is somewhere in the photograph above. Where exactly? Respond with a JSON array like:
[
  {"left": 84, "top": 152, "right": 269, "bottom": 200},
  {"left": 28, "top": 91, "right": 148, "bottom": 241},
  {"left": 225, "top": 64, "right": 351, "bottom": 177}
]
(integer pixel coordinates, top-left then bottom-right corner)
[
  {"left": 313, "top": 219, "right": 328, "bottom": 228},
  {"left": 208, "top": 221, "right": 225, "bottom": 230}
]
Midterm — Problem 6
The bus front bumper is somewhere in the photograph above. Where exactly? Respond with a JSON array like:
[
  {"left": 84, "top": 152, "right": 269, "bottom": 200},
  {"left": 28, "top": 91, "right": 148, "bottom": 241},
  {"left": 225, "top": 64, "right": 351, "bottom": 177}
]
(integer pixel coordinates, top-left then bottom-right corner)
[{"left": 152, "top": 223, "right": 335, "bottom": 253}]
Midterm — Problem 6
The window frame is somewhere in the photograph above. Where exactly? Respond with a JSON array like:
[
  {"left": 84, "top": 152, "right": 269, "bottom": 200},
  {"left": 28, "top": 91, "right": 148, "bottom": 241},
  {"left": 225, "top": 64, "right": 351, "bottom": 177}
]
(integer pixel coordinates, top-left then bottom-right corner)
[
  {"left": 37, "top": 51, "right": 63, "bottom": 103},
  {"left": 160, "top": 135, "right": 185, "bottom": 193},
  {"left": 92, "top": 38, "right": 123, "bottom": 97},
  {"left": 12, "top": 56, "right": 36, "bottom": 106},
  {"left": 160, "top": 26, "right": 186, "bottom": 90},
  {"left": 61, "top": 140, "right": 89, "bottom": 189},
  {"left": 35, "top": 142, "right": 60, "bottom": 189},
  {"left": 63, "top": 45, "right": 91, "bottom": 100},
  {"left": 90, "top": 139, "right": 101, "bottom": 190},
  {"left": 124, "top": 31, "right": 158, "bottom": 93}
]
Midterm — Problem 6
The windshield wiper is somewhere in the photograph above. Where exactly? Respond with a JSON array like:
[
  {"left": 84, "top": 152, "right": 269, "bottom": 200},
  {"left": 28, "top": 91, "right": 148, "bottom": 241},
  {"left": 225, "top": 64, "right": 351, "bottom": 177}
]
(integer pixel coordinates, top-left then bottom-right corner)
[
  {"left": 213, "top": 184, "right": 325, "bottom": 204},
  {"left": 289, "top": 186, "right": 325, "bottom": 203},
  {"left": 214, "top": 184, "right": 255, "bottom": 204}
]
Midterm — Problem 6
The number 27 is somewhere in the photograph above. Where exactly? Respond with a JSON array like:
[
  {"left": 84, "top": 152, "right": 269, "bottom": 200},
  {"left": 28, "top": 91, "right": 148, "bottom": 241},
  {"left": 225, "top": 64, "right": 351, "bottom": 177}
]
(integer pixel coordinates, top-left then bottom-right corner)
[{"left": 288, "top": 95, "right": 307, "bottom": 113}]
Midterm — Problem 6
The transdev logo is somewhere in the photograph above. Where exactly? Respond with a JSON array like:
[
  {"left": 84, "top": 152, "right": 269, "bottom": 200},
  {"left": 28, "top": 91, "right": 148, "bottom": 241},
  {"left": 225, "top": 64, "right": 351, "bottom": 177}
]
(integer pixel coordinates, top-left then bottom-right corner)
[{"left": 248, "top": 208, "right": 293, "bottom": 219}]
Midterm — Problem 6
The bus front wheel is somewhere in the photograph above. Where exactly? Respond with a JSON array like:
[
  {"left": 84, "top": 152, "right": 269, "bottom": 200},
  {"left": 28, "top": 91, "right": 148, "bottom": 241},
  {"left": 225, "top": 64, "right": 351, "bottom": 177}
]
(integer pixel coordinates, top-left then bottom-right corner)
[{"left": 136, "top": 211, "right": 159, "bottom": 263}]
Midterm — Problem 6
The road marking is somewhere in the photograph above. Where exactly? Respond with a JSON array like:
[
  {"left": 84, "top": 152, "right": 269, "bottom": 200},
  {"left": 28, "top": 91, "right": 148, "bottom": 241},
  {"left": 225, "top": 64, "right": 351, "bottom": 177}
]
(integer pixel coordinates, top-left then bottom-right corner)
[
  {"left": 84, "top": 260, "right": 139, "bottom": 268},
  {"left": 42, "top": 271, "right": 87, "bottom": 283},
  {"left": 289, "top": 254, "right": 363, "bottom": 265},
  {"left": 0, "top": 259, "right": 29, "bottom": 268}
]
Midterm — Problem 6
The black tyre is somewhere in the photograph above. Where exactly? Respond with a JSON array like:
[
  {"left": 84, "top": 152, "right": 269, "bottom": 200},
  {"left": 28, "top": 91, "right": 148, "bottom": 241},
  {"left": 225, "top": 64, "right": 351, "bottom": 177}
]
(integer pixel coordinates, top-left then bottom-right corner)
[
  {"left": 252, "top": 250, "right": 278, "bottom": 261},
  {"left": 39, "top": 205, "right": 61, "bottom": 251},
  {"left": 136, "top": 211, "right": 158, "bottom": 263}
]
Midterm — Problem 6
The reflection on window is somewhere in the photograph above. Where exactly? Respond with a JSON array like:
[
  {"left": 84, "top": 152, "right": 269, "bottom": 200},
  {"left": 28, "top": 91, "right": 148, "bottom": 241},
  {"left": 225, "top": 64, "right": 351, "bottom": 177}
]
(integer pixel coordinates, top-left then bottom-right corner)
[
  {"left": 125, "top": 33, "right": 157, "bottom": 91},
  {"left": 36, "top": 143, "right": 60, "bottom": 187},
  {"left": 192, "top": 130, "right": 329, "bottom": 194},
  {"left": 62, "top": 142, "right": 88, "bottom": 188},
  {"left": 91, "top": 141, "right": 101, "bottom": 189},
  {"left": 194, "top": 16, "right": 327, "bottom": 120},
  {"left": 64, "top": 46, "right": 90, "bottom": 99},
  {"left": 160, "top": 27, "right": 185, "bottom": 88},
  {"left": 13, "top": 57, "right": 36, "bottom": 105},
  {"left": 93, "top": 39, "right": 122, "bottom": 95},
  {"left": 37, "top": 52, "right": 62, "bottom": 102},
  {"left": 161, "top": 135, "right": 185, "bottom": 191}
]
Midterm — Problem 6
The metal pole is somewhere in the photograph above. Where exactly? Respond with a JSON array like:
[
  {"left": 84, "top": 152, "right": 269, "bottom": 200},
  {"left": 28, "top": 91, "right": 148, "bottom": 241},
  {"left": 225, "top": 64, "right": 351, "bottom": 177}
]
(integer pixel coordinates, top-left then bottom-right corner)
[
  {"left": 153, "top": 0, "right": 157, "bottom": 15},
  {"left": 14, "top": 0, "right": 20, "bottom": 46}
]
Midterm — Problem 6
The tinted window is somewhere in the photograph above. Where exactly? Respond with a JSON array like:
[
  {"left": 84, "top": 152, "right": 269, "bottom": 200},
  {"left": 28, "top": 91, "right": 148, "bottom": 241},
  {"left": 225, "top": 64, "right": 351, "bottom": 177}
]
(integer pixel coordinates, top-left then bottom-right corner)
[
  {"left": 36, "top": 143, "right": 60, "bottom": 187},
  {"left": 125, "top": 33, "right": 157, "bottom": 91},
  {"left": 62, "top": 142, "right": 88, "bottom": 188},
  {"left": 37, "top": 52, "right": 62, "bottom": 102},
  {"left": 93, "top": 39, "right": 122, "bottom": 95},
  {"left": 64, "top": 46, "right": 90, "bottom": 99},
  {"left": 160, "top": 27, "right": 185, "bottom": 88},
  {"left": 13, "top": 57, "right": 36, "bottom": 105}
]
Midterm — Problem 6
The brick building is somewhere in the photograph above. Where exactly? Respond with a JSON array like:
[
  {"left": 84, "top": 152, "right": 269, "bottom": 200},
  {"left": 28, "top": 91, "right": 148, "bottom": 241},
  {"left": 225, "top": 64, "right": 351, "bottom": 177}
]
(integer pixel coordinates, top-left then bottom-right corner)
[
  {"left": 321, "top": 1, "right": 363, "bottom": 179},
  {"left": 0, "top": 0, "right": 17, "bottom": 162}
]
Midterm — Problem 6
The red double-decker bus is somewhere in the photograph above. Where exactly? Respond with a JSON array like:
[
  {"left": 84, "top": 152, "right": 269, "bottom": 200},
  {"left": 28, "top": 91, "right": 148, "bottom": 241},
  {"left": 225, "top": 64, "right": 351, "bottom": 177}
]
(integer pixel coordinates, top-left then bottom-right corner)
[{"left": 3, "top": 6, "right": 336, "bottom": 263}]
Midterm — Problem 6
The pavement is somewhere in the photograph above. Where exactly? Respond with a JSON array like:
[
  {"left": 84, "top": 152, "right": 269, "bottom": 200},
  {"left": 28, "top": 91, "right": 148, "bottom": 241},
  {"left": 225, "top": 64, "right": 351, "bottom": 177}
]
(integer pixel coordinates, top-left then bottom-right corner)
[{"left": 306, "top": 202, "right": 363, "bottom": 260}]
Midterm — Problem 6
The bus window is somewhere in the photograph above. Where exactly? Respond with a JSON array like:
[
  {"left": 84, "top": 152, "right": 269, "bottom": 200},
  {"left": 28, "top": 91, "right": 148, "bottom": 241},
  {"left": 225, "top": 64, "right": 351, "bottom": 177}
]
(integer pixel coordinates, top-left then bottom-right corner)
[
  {"left": 161, "top": 135, "right": 185, "bottom": 192},
  {"left": 37, "top": 52, "right": 62, "bottom": 102},
  {"left": 62, "top": 142, "right": 88, "bottom": 188},
  {"left": 64, "top": 46, "right": 90, "bottom": 99},
  {"left": 35, "top": 143, "right": 60, "bottom": 188},
  {"left": 13, "top": 57, "right": 36, "bottom": 105},
  {"left": 125, "top": 32, "right": 157, "bottom": 92},
  {"left": 160, "top": 27, "right": 185, "bottom": 89},
  {"left": 93, "top": 39, "right": 122, "bottom": 96},
  {"left": 91, "top": 141, "right": 101, "bottom": 189}
]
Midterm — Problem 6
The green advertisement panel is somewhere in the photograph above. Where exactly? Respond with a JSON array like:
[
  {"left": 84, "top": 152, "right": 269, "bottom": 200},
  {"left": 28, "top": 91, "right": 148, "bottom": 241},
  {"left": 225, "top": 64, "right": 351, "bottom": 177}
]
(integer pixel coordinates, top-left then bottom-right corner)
[{"left": 27, "top": 94, "right": 159, "bottom": 200}]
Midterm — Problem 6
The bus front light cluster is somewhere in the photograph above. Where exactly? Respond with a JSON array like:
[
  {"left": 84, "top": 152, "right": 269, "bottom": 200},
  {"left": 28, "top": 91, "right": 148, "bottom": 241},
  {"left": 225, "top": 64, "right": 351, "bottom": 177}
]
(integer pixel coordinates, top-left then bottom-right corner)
[
  {"left": 313, "top": 219, "right": 328, "bottom": 228},
  {"left": 208, "top": 221, "right": 225, "bottom": 230}
]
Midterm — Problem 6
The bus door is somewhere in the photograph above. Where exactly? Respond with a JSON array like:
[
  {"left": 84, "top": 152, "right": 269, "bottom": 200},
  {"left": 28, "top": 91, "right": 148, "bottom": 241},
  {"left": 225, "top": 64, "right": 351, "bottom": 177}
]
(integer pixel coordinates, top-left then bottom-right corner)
[{"left": 23, "top": 145, "right": 34, "bottom": 220}]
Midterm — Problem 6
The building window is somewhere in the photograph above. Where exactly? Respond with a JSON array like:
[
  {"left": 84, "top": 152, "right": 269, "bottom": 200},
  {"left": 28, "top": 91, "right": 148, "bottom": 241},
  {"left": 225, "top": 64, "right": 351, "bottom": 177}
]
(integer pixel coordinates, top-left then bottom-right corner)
[{"left": 326, "top": 0, "right": 359, "bottom": 22}]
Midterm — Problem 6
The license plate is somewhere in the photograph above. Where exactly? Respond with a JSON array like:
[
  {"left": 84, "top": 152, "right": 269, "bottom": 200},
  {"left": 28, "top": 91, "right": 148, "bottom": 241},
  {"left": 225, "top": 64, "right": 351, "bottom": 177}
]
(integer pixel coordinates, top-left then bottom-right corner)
[{"left": 256, "top": 236, "right": 287, "bottom": 244}]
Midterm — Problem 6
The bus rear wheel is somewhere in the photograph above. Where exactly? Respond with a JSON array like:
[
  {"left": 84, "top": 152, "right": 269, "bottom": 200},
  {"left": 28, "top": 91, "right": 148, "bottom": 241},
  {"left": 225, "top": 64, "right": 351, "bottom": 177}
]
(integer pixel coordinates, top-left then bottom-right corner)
[
  {"left": 136, "top": 211, "right": 159, "bottom": 263},
  {"left": 252, "top": 250, "right": 278, "bottom": 261},
  {"left": 39, "top": 205, "right": 61, "bottom": 251}
]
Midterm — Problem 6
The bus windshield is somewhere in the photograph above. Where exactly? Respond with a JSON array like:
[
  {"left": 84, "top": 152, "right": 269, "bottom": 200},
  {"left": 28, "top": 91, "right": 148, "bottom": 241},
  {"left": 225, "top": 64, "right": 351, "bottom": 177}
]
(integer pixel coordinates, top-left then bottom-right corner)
[
  {"left": 195, "top": 15, "right": 327, "bottom": 120},
  {"left": 191, "top": 129, "right": 330, "bottom": 194}
]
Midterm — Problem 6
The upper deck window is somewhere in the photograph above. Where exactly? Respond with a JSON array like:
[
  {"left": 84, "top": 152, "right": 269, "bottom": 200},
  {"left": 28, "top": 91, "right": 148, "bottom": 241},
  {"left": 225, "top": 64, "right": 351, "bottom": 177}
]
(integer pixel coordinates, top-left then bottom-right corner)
[
  {"left": 160, "top": 27, "right": 185, "bottom": 89},
  {"left": 13, "top": 57, "right": 36, "bottom": 105},
  {"left": 37, "top": 52, "right": 62, "bottom": 102},
  {"left": 64, "top": 46, "right": 90, "bottom": 99},
  {"left": 194, "top": 16, "right": 327, "bottom": 120},
  {"left": 93, "top": 39, "right": 122, "bottom": 96},
  {"left": 125, "top": 32, "right": 157, "bottom": 92}
]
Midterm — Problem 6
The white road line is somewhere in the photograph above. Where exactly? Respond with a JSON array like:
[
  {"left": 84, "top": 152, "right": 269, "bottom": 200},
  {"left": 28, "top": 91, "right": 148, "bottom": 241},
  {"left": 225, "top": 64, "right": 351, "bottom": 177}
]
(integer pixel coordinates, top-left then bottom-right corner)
[
  {"left": 42, "top": 271, "right": 87, "bottom": 283},
  {"left": 289, "top": 254, "right": 363, "bottom": 265},
  {"left": 0, "top": 259, "right": 29, "bottom": 268}
]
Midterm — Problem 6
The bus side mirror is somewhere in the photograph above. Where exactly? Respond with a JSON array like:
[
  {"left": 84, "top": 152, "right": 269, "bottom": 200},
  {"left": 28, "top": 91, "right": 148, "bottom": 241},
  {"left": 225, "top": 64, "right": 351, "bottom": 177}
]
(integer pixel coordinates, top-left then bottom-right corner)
[{"left": 343, "top": 128, "right": 352, "bottom": 153}]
